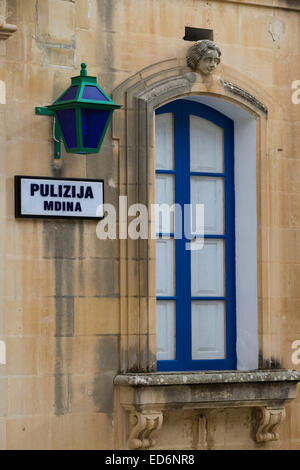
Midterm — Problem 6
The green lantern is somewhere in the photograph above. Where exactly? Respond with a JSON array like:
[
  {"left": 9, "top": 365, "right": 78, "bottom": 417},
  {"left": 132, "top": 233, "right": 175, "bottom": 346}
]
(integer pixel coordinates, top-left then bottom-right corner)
[{"left": 36, "top": 63, "right": 120, "bottom": 157}]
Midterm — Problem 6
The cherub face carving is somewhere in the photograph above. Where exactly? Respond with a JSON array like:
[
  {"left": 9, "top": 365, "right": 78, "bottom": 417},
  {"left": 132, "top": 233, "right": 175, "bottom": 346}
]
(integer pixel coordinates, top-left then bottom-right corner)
[
  {"left": 187, "top": 40, "right": 221, "bottom": 76},
  {"left": 198, "top": 48, "right": 220, "bottom": 75}
]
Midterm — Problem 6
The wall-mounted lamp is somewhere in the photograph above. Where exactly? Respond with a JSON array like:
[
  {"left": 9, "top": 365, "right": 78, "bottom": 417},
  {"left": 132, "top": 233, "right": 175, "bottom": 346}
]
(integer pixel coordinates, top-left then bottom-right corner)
[{"left": 35, "top": 63, "right": 121, "bottom": 159}]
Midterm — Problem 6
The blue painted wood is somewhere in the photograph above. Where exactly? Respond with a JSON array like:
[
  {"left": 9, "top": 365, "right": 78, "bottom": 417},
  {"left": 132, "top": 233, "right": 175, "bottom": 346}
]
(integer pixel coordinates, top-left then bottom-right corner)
[
  {"left": 156, "top": 99, "right": 236, "bottom": 371},
  {"left": 157, "top": 296, "right": 177, "bottom": 300},
  {"left": 190, "top": 172, "right": 225, "bottom": 177}
]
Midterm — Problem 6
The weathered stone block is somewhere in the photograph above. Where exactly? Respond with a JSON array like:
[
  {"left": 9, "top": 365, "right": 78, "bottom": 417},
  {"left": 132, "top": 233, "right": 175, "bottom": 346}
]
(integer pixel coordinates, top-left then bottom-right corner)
[
  {"left": 74, "top": 297, "right": 119, "bottom": 335},
  {"left": 6, "top": 416, "right": 52, "bottom": 450},
  {"left": 6, "top": 337, "right": 39, "bottom": 376},
  {"left": 37, "top": 0, "right": 75, "bottom": 45},
  {"left": 75, "top": 0, "right": 91, "bottom": 30},
  {"left": 43, "top": 46, "right": 75, "bottom": 67}
]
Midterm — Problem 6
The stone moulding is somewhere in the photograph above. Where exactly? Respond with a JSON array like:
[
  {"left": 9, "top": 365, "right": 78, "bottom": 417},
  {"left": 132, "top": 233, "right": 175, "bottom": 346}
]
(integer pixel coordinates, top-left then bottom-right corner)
[
  {"left": 114, "top": 370, "right": 300, "bottom": 449},
  {"left": 220, "top": 80, "right": 268, "bottom": 116},
  {"left": 0, "top": 17, "right": 17, "bottom": 40}
]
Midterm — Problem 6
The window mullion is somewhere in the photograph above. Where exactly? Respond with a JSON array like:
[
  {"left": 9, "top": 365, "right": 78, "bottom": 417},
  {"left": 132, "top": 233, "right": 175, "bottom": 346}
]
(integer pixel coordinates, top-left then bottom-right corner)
[
  {"left": 179, "top": 107, "right": 192, "bottom": 369},
  {"left": 174, "top": 104, "right": 185, "bottom": 367}
]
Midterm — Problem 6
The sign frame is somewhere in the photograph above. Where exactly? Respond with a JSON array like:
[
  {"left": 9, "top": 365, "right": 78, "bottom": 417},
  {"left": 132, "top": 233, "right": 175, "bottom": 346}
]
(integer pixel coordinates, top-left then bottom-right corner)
[{"left": 15, "top": 175, "right": 105, "bottom": 220}]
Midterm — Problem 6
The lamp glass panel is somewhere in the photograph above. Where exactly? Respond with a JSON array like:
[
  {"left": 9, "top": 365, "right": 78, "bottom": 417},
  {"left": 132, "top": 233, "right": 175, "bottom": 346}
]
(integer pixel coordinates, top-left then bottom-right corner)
[
  {"left": 58, "top": 86, "right": 78, "bottom": 102},
  {"left": 56, "top": 109, "right": 77, "bottom": 148},
  {"left": 82, "top": 85, "right": 109, "bottom": 102},
  {"left": 81, "top": 108, "right": 110, "bottom": 148}
]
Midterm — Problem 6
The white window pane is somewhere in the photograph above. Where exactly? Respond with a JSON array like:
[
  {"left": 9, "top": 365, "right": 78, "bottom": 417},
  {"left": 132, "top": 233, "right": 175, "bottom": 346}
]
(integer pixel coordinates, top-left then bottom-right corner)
[
  {"left": 156, "top": 174, "right": 174, "bottom": 205},
  {"left": 156, "top": 301, "right": 176, "bottom": 360},
  {"left": 155, "top": 174, "right": 174, "bottom": 233},
  {"left": 155, "top": 113, "right": 174, "bottom": 170},
  {"left": 192, "top": 301, "right": 225, "bottom": 359},
  {"left": 190, "top": 176, "right": 224, "bottom": 235},
  {"left": 190, "top": 115, "right": 223, "bottom": 172},
  {"left": 191, "top": 239, "right": 225, "bottom": 296},
  {"left": 156, "top": 238, "right": 175, "bottom": 296}
]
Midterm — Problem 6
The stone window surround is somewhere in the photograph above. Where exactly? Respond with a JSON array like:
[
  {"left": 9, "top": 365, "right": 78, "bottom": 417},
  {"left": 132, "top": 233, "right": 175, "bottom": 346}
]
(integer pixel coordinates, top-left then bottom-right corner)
[
  {"left": 111, "top": 58, "right": 274, "bottom": 373},
  {"left": 111, "top": 59, "right": 299, "bottom": 448}
]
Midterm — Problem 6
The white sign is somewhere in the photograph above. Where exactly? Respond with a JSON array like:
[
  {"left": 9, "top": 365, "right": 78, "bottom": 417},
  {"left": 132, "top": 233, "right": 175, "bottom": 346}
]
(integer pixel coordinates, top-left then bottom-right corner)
[{"left": 15, "top": 176, "right": 104, "bottom": 219}]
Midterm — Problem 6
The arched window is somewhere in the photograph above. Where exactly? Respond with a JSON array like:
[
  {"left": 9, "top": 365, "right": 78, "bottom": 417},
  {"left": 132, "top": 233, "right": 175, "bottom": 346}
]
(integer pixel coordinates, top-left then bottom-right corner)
[{"left": 155, "top": 99, "right": 236, "bottom": 371}]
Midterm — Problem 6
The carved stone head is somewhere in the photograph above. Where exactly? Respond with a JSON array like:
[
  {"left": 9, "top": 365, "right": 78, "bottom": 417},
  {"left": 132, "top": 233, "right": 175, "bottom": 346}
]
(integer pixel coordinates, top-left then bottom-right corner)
[{"left": 187, "top": 40, "right": 221, "bottom": 76}]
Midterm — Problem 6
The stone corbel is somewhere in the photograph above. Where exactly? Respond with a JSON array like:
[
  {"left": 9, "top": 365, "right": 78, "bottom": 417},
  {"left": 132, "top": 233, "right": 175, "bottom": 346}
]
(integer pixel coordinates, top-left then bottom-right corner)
[
  {"left": 127, "top": 406, "right": 288, "bottom": 449},
  {"left": 128, "top": 410, "right": 163, "bottom": 450},
  {"left": 0, "top": 17, "right": 17, "bottom": 40},
  {"left": 255, "top": 407, "right": 286, "bottom": 443}
]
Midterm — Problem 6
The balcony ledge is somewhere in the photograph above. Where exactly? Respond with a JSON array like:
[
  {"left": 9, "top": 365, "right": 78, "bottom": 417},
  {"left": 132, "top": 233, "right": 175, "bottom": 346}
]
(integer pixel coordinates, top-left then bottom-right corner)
[
  {"left": 115, "top": 369, "right": 300, "bottom": 386},
  {"left": 114, "top": 370, "right": 300, "bottom": 449}
]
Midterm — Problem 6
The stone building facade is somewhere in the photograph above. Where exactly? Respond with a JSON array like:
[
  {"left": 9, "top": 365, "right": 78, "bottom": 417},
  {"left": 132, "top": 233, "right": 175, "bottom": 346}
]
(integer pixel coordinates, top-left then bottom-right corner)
[{"left": 0, "top": 0, "right": 300, "bottom": 450}]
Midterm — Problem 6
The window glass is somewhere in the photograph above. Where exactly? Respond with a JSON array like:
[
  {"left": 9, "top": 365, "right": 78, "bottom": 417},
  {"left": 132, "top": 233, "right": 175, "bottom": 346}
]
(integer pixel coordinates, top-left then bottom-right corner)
[{"left": 190, "top": 115, "right": 223, "bottom": 172}]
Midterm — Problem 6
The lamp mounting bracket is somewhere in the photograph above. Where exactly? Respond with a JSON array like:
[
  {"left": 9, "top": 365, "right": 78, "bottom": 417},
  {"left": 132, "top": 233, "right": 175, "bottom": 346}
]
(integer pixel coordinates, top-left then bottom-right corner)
[{"left": 35, "top": 107, "right": 62, "bottom": 160}]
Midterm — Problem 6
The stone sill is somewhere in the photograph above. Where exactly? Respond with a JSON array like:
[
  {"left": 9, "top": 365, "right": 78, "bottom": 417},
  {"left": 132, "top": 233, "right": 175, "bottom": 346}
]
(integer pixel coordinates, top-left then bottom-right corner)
[
  {"left": 114, "top": 370, "right": 300, "bottom": 448},
  {"left": 114, "top": 369, "right": 300, "bottom": 409},
  {"left": 114, "top": 369, "right": 300, "bottom": 387}
]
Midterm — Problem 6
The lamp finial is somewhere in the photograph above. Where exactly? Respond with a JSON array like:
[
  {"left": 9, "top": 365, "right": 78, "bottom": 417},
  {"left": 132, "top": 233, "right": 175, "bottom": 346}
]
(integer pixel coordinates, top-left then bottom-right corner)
[{"left": 80, "top": 63, "right": 87, "bottom": 77}]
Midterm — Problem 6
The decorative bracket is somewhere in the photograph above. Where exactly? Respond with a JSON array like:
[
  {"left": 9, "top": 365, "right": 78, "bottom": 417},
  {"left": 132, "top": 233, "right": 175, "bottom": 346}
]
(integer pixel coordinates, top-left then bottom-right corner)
[
  {"left": 128, "top": 410, "right": 163, "bottom": 450},
  {"left": 35, "top": 107, "right": 62, "bottom": 160},
  {"left": 255, "top": 407, "right": 286, "bottom": 443},
  {"left": 126, "top": 406, "right": 288, "bottom": 449},
  {"left": 0, "top": 17, "right": 17, "bottom": 40}
]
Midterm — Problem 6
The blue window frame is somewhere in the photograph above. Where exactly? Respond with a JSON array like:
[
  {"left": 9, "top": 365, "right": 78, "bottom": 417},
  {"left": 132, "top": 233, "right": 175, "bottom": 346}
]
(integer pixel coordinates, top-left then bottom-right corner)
[{"left": 155, "top": 99, "right": 236, "bottom": 371}]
